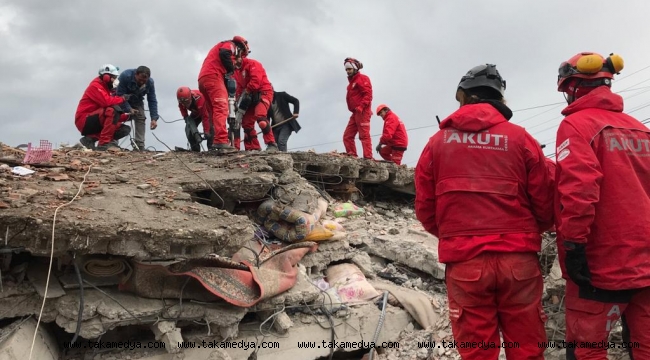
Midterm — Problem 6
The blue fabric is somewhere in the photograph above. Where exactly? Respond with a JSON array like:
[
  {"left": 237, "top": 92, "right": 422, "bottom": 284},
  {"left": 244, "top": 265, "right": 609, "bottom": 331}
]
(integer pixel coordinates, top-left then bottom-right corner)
[{"left": 115, "top": 69, "right": 159, "bottom": 120}]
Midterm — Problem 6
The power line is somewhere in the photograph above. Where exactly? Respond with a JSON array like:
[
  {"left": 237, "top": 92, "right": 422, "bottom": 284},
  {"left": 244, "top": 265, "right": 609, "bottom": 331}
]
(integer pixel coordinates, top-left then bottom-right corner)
[{"left": 289, "top": 64, "right": 650, "bottom": 152}]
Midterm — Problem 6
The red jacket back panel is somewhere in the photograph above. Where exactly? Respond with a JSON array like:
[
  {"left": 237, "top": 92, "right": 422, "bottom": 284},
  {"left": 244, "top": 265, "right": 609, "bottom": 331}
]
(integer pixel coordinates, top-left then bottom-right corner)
[
  {"left": 554, "top": 86, "right": 650, "bottom": 290},
  {"left": 198, "top": 41, "right": 236, "bottom": 80},
  {"left": 416, "top": 102, "right": 553, "bottom": 262}
]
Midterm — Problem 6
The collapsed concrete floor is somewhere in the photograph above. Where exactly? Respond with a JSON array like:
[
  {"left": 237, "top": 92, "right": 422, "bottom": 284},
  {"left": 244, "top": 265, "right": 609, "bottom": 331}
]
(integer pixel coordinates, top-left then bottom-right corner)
[{"left": 0, "top": 144, "right": 633, "bottom": 360}]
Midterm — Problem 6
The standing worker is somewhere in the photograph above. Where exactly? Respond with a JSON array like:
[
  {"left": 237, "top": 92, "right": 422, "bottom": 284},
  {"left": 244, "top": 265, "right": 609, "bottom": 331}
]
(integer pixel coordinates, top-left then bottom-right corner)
[
  {"left": 554, "top": 51, "right": 650, "bottom": 359},
  {"left": 415, "top": 64, "right": 553, "bottom": 360},
  {"left": 343, "top": 57, "right": 373, "bottom": 159},
  {"left": 197, "top": 36, "right": 249, "bottom": 151},
  {"left": 115, "top": 66, "right": 159, "bottom": 151},
  {"left": 267, "top": 91, "right": 300, "bottom": 152}
]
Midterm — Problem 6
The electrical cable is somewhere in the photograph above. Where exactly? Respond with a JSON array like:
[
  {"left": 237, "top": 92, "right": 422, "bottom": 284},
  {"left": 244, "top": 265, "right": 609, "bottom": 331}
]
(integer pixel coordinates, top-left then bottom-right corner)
[
  {"left": 28, "top": 164, "right": 92, "bottom": 360},
  {"left": 81, "top": 279, "right": 143, "bottom": 322},
  {"left": 368, "top": 290, "right": 389, "bottom": 360},
  {"left": 70, "top": 255, "right": 84, "bottom": 345}
]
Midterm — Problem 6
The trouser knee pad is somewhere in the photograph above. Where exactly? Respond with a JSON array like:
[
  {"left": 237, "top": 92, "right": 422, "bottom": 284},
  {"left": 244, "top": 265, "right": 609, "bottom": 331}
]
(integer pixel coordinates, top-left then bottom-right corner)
[{"left": 257, "top": 119, "right": 271, "bottom": 134}]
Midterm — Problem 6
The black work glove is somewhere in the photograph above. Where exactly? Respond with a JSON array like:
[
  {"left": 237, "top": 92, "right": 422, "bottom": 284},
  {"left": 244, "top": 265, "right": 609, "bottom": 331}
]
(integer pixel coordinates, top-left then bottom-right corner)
[
  {"left": 375, "top": 143, "right": 383, "bottom": 153},
  {"left": 564, "top": 241, "right": 592, "bottom": 287}
]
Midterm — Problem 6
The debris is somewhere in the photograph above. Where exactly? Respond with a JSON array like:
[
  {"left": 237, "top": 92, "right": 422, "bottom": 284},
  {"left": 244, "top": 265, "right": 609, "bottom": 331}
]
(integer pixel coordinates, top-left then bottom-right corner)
[
  {"left": 11, "top": 166, "right": 35, "bottom": 176},
  {"left": 332, "top": 201, "right": 365, "bottom": 217}
]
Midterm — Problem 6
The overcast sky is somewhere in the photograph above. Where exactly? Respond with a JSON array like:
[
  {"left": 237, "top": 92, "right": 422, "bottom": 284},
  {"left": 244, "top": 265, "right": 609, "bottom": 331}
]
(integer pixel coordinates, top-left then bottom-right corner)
[{"left": 2, "top": 0, "right": 650, "bottom": 166}]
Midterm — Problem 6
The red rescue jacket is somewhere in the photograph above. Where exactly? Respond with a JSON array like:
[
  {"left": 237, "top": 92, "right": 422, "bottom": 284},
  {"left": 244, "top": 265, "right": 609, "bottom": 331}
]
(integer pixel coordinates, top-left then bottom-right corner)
[
  {"left": 379, "top": 111, "right": 408, "bottom": 148},
  {"left": 233, "top": 58, "right": 273, "bottom": 98},
  {"left": 415, "top": 102, "right": 553, "bottom": 263},
  {"left": 346, "top": 72, "right": 372, "bottom": 113},
  {"left": 178, "top": 89, "right": 208, "bottom": 120},
  {"left": 75, "top": 77, "right": 125, "bottom": 127},
  {"left": 198, "top": 41, "right": 236, "bottom": 80},
  {"left": 554, "top": 86, "right": 650, "bottom": 290}
]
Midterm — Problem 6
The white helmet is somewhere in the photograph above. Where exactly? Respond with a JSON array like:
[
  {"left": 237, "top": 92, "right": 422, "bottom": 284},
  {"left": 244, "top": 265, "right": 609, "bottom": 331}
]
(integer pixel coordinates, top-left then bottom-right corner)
[{"left": 98, "top": 64, "right": 120, "bottom": 76}]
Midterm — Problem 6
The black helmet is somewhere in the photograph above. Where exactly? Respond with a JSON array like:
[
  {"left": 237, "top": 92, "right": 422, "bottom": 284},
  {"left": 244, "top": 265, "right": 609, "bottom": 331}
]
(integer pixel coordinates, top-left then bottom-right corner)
[{"left": 458, "top": 64, "right": 506, "bottom": 96}]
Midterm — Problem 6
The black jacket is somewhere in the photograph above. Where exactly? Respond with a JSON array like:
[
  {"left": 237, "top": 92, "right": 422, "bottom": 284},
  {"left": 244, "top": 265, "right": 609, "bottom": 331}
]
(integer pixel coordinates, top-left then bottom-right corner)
[{"left": 267, "top": 91, "right": 301, "bottom": 133}]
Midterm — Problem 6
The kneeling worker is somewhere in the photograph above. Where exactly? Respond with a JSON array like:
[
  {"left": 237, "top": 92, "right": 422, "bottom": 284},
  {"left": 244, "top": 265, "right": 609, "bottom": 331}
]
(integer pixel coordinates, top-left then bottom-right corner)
[{"left": 375, "top": 104, "right": 408, "bottom": 165}]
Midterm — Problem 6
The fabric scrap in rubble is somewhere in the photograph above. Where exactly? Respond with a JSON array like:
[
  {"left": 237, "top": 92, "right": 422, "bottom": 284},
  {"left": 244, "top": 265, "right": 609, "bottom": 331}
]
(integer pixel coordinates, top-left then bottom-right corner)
[
  {"left": 371, "top": 280, "right": 439, "bottom": 330},
  {"left": 120, "top": 240, "right": 318, "bottom": 307}
]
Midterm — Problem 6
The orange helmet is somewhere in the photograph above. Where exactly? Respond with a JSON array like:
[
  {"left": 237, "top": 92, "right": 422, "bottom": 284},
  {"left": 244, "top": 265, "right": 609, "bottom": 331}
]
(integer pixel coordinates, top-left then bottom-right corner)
[
  {"left": 557, "top": 52, "right": 624, "bottom": 92},
  {"left": 376, "top": 104, "right": 389, "bottom": 115},
  {"left": 232, "top": 36, "right": 250, "bottom": 57},
  {"left": 176, "top": 86, "right": 192, "bottom": 107}
]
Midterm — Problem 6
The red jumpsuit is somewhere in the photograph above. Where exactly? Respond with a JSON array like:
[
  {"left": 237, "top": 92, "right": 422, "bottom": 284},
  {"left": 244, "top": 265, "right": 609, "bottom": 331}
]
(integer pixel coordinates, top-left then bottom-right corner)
[
  {"left": 234, "top": 58, "right": 275, "bottom": 150},
  {"left": 198, "top": 40, "right": 236, "bottom": 146},
  {"left": 378, "top": 110, "right": 408, "bottom": 165},
  {"left": 554, "top": 86, "right": 650, "bottom": 359},
  {"left": 75, "top": 77, "right": 129, "bottom": 145},
  {"left": 344, "top": 72, "right": 373, "bottom": 158},
  {"left": 415, "top": 102, "right": 553, "bottom": 360},
  {"left": 178, "top": 89, "right": 209, "bottom": 133}
]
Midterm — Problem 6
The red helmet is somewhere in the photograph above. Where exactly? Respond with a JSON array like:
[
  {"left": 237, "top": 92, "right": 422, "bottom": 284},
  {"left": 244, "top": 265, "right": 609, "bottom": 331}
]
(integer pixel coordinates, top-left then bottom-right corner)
[
  {"left": 232, "top": 36, "right": 250, "bottom": 57},
  {"left": 176, "top": 86, "right": 192, "bottom": 107},
  {"left": 376, "top": 104, "right": 389, "bottom": 115},
  {"left": 557, "top": 52, "right": 624, "bottom": 91}
]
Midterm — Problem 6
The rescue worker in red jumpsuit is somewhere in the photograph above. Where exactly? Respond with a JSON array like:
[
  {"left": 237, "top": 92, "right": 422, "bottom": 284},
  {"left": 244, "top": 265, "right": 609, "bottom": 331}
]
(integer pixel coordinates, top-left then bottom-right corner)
[
  {"left": 75, "top": 64, "right": 131, "bottom": 151},
  {"left": 233, "top": 54, "right": 277, "bottom": 151},
  {"left": 415, "top": 64, "right": 553, "bottom": 360},
  {"left": 197, "top": 36, "right": 249, "bottom": 151},
  {"left": 554, "top": 52, "right": 650, "bottom": 360},
  {"left": 177, "top": 86, "right": 209, "bottom": 152},
  {"left": 375, "top": 104, "right": 408, "bottom": 165},
  {"left": 343, "top": 58, "right": 373, "bottom": 159}
]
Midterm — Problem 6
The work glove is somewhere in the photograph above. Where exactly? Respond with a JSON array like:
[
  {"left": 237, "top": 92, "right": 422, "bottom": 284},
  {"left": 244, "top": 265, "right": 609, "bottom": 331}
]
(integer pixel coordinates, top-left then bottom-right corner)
[
  {"left": 355, "top": 106, "right": 363, "bottom": 114},
  {"left": 564, "top": 241, "right": 592, "bottom": 287},
  {"left": 376, "top": 143, "right": 383, "bottom": 153}
]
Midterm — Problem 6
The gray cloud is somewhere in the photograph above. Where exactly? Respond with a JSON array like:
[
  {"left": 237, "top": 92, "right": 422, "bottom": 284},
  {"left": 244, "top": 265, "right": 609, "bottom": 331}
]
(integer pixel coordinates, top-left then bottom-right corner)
[{"left": 1, "top": 0, "right": 650, "bottom": 165}]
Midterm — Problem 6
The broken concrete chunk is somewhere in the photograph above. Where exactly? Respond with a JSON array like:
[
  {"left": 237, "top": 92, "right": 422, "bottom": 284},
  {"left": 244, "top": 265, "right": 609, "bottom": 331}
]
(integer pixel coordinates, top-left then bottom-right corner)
[
  {"left": 151, "top": 321, "right": 183, "bottom": 354},
  {"left": 137, "top": 184, "right": 152, "bottom": 190},
  {"left": 207, "top": 349, "right": 233, "bottom": 360},
  {"left": 0, "top": 318, "right": 60, "bottom": 360}
]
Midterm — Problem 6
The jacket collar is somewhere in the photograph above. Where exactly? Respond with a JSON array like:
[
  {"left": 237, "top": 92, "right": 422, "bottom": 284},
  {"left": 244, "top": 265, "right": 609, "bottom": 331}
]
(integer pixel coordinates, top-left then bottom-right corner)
[
  {"left": 440, "top": 102, "right": 512, "bottom": 132},
  {"left": 561, "top": 86, "right": 624, "bottom": 116}
]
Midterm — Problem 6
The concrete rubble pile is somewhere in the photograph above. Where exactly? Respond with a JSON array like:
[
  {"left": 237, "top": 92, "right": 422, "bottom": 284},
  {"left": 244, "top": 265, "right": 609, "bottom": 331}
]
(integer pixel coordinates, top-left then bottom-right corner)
[{"left": 0, "top": 143, "right": 632, "bottom": 360}]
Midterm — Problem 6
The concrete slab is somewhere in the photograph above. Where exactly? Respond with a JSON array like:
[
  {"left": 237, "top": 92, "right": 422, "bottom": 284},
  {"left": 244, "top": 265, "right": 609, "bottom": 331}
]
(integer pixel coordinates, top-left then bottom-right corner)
[{"left": 0, "top": 317, "right": 60, "bottom": 360}]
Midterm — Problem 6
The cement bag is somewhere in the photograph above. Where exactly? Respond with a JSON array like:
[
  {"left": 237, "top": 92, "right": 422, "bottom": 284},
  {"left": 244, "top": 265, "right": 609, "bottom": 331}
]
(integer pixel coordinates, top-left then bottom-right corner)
[
  {"left": 257, "top": 199, "right": 312, "bottom": 242},
  {"left": 303, "top": 225, "right": 334, "bottom": 242},
  {"left": 332, "top": 202, "right": 365, "bottom": 218},
  {"left": 326, "top": 263, "right": 379, "bottom": 302},
  {"left": 322, "top": 219, "right": 345, "bottom": 232}
]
